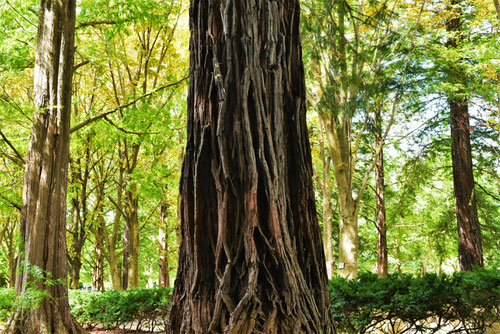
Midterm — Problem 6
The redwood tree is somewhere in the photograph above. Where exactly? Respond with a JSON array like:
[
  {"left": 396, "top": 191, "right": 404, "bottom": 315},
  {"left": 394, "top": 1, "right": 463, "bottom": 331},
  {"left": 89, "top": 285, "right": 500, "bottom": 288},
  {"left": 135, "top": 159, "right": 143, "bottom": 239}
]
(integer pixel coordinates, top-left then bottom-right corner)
[
  {"left": 446, "top": 0, "right": 484, "bottom": 271},
  {"left": 6, "top": 0, "right": 83, "bottom": 332},
  {"left": 168, "top": 0, "right": 334, "bottom": 332}
]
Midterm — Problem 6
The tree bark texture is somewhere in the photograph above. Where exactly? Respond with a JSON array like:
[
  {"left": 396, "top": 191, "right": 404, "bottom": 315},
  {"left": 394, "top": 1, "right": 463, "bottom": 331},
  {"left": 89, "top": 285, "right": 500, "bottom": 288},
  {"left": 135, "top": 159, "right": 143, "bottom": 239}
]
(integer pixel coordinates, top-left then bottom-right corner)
[
  {"left": 446, "top": 0, "right": 484, "bottom": 271},
  {"left": 6, "top": 0, "right": 83, "bottom": 333},
  {"left": 375, "top": 109, "right": 388, "bottom": 277},
  {"left": 168, "top": 0, "right": 334, "bottom": 333}
]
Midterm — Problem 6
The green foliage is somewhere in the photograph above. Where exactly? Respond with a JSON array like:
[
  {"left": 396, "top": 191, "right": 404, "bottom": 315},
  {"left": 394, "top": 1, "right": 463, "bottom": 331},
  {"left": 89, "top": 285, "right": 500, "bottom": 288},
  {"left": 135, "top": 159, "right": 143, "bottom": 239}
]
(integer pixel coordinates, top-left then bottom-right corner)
[
  {"left": 69, "top": 287, "right": 173, "bottom": 331},
  {"left": 0, "top": 288, "right": 15, "bottom": 322},
  {"left": 330, "top": 269, "right": 500, "bottom": 333}
]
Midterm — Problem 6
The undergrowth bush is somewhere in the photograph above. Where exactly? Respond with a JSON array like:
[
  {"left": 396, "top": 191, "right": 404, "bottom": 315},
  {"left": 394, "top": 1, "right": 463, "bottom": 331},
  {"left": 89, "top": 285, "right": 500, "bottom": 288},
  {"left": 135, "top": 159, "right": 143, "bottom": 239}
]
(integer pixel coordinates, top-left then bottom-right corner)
[
  {"left": 69, "top": 287, "right": 173, "bottom": 331},
  {"left": 330, "top": 268, "right": 500, "bottom": 333},
  {"left": 0, "top": 288, "right": 15, "bottom": 322}
]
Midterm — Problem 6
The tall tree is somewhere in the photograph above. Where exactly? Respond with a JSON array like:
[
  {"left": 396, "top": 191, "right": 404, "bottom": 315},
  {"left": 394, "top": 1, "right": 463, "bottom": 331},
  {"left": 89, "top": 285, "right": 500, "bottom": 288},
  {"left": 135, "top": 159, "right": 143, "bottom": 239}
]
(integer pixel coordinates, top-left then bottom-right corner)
[
  {"left": 446, "top": 0, "right": 484, "bottom": 271},
  {"left": 374, "top": 102, "right": 388, "bottom": 277},
  {"left": 168, "top": 0, "right": 334, "bottom": 332},
  {"left": 6, "top": 0, "right": 83, "bottom": 332}
]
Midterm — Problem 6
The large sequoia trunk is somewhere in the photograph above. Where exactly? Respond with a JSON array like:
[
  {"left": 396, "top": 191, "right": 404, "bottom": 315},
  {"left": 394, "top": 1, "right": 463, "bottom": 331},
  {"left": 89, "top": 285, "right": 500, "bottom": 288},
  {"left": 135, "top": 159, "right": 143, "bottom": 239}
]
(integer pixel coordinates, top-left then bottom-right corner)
[
  {"left": 6, "top": 0, "right": 83, "bottom": 333},
  {"left": 446, "top": 0, "right": 484, "bottom": 271},
  {"left": 168, "top": 0, "right": 334, "bottom": 333}
]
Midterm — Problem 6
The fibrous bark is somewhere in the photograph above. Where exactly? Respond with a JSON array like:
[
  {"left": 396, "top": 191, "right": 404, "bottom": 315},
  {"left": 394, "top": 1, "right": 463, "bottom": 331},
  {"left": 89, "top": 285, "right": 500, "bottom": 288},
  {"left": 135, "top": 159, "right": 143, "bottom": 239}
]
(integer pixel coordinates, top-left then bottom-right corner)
[
  {"left": 6, "top": 0, "right": 83, "bottom": 333},
  {"left": 446, "top": 0, "right": 484, "bottom": 271},
  {"left": 168, "top": 0, "right": 334, "bottom": 333}
]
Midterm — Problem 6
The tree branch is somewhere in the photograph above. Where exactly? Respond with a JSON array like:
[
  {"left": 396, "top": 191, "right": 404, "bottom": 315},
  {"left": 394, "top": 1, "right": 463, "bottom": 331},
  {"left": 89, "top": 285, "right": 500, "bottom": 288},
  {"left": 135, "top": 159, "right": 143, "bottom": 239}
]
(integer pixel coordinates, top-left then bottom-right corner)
[
  {"left": 76, "top": 20, "right": 118, "bottom": 29},
  {"left": 476, "top": 182, "right": 500, "bottom": 202},
  {"left": 0, "top": 129, "right": 26, "bottom": 165},
  {"left": 70, "top": 76, "right": 187, "bottom": 134}
]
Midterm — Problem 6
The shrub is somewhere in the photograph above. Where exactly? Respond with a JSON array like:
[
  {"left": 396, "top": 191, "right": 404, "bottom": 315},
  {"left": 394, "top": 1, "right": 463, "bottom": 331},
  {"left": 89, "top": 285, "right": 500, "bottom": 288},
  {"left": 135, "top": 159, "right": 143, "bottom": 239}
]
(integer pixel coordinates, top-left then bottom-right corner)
[
  {"left": 330, "top": 268, "right": 500, "bottom": 334},
  {"left": 69, "top": 287, "right": 173, "bottom": 331},
  {"left": 0, "top": 288, "right": 15, "bottom": 322}
]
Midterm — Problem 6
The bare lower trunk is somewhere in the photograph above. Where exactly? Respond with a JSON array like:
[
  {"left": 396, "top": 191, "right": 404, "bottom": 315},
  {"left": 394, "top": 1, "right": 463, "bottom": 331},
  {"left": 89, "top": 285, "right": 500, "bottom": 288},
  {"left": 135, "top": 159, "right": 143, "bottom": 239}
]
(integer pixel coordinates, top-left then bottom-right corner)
[
  {"left": 447, "top": 0, "right": 484, "bottom": 271},
  {"left": 450, "top": 100, "right": 484, "bottom": 270},
  {"left": 375, "top": 112, "right": 388, "bottom": 277},
  {"left": 323, "top": 190, "right": 335, "bottom": 279},
  {"left": 127, "top": 194, "right": 139, "bottom": 288},
  {"left": 338, "top": 200, "right": 358, "bottom": 279},
  {"left": 108, "top": 256, "right": 122, "bottom": 291},
  {"left": 6, "top": 0, "right": 83, "bottom": 332},
  {"left": 69, "top": 260, "right": 82, "bottom": 290},
  {"left": 322, "top": 114, "right": 359, "bottom": 279},
  {"left": 93, "top": 249, "right": 104, "bottom": 291},
  {"left": 122, "top": 217, "right": 129, "bottom": 290},
  {"left": 159, "top": 204, "right": 170, "bottom": 287},
  {"left": 168, "top": 0, "right": 334, "bottom": 332},
  {"left": 93, "top": 220, "right": 105, "bottom": 291}
]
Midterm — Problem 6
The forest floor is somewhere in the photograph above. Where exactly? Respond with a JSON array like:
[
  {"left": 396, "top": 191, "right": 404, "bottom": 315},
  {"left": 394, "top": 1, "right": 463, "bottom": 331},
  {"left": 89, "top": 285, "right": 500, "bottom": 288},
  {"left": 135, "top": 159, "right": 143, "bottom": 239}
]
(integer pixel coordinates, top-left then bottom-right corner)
[{"left": 86, "top": 324, "right": 165, "bottom": 333}]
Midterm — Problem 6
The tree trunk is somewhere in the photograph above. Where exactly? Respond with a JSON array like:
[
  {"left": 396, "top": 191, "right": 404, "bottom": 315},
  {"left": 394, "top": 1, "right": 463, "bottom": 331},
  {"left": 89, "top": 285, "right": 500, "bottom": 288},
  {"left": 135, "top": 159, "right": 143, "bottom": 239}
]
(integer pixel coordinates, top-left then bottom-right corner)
[
  {"left": 321, "top": 114, "right": 359, "bottom": 279},
  {"left": 493, "top": 1, "right": 500, "bottom": 123},
  {"left": 122, "top": 218, "right": 129, "bottom": 290},
  {"left": 159, "top": 203, "right": 170, "bottom": 287},
  {"left": 126, "top": 189, "right": 140, "bottom": 288},
  {"left": 446, "top": 0, "right": 484, "bottom": 271},
  {"left": 68, "top": 258, "right": 82, "bottom": 290},
  {"left": 6, "top": 0, "right": 83, "bottom": 332},
  {"left": 93, "top": 218, "right": 105, "bottom": 291},
  {"left": 316, "top": 118, "right": 335, "bottom": 279},
  {"left": 337, "top": 198, "right": 358, "bottom": 279},
  {"left": 168, "top": 0, "right": 334, "bottom": 332},
  {"left": 375, "top": 108, "right": 388, "bottom": 277},
  {"left": 322, "top": 163, "right": 335, "bottom": 279},
  {"left": 68, "top": 198, "right": 82, "bottom": 290}
]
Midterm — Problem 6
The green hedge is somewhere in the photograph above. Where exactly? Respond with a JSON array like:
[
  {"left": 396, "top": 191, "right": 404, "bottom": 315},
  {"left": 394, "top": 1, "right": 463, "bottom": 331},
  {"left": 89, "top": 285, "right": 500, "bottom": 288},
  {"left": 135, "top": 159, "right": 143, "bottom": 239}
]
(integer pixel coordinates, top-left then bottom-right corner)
[
  {"left": 0, "top": 288, "right": 15, "bottom": 322},
  {"left": 330, "top": 268, "right": 500, "bottom": 333},
  {"left": 69, "top": 287, "right": 173, "bottom": 331},
  {"left": 2, "top": 269, "right": 499, "bottom": 332}
]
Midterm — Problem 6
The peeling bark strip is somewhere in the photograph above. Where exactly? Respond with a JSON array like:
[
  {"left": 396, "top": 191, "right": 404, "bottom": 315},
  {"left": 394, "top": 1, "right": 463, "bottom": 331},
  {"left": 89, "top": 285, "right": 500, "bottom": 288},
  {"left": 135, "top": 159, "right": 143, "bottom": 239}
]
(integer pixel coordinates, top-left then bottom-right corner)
[
  {"left": 6, "top": 0, "right": 83, "bottom": 333},
  {"left": 168, "top": 0, "right": 334, "bottom": 333},
  {"left": 446, "top": 0, "right": 484, "bottom": 272}
]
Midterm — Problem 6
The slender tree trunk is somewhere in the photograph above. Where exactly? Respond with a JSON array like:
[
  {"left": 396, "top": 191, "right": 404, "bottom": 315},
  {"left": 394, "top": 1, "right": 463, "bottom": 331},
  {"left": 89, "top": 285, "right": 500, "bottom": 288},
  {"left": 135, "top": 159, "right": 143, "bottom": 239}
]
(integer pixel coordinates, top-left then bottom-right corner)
[
  {"left": 6, "top": 221, "right": 17, "bottom": 289},
  {"left": 168, "top": 0, "right": 334, "bottom": 332},
  {"left": 68, "top": 198, "right": 82, "bottom": 290},
  {"left": 493, "top": 1, "right": 500, "bottom": 117},
  {"left": 93, "top": 218, "right": 105, "bottom": 291},
  {"left": 322, "top": 161, "right": 335, "bottom": 279},
  {"left": 6, "top": 0, "right": 83, "bottom": 332},
  {"left": 337, "top": 197, "right": 358, "bottom": 279},
  {"left": 122, "top": 218, "right": 129, "bottom": 290},
  {"left": 159, "top": 203, "right": 170, "bottom": 287},
  {"left": 317, "top": 119, "right": 335, "bottom": 279},
  {"left": 126, "top": 189, "right": 140, "bottom": 288},
  {"left": 321, "top": 115, "right": 359, "bottom": 279},
  {"left": 446, "top": 0, "right": 484, "bottom": 271},
  {"left": 68, "top": 258, "right": 82, "bottom": 290},
  {"left": 375, "top": 108, "right": 388, "bottom": 277}
]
